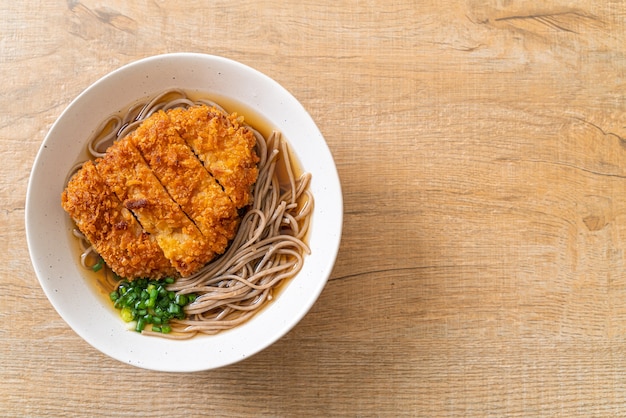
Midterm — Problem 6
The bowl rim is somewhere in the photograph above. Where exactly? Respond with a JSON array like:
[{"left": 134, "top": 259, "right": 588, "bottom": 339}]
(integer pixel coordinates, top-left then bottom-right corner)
[{"left": 25, "top": 52, "right": 343, "bottom": 372}]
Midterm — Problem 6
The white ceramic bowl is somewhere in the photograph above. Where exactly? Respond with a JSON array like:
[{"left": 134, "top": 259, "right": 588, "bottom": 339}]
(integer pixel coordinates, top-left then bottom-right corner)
[{"left": 25, "top": 53, "right": 342, "bottom": 372}]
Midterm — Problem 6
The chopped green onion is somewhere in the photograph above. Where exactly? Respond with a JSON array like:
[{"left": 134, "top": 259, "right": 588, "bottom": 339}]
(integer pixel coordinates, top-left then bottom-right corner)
[
  {"left": 120, "top": 306, "right": 134, "bottom": 323},
  {"left": 136, "top": 317, "right": 146, "bottom": 332},
  {"left": 92, "top": 258, "right": 104, "bottom": 272},
  {"left": 110, "top": 277, "right": 196, "bottom": 334},
  {"left": 168, "top": 303, "right": 181, "bottom": 315}
]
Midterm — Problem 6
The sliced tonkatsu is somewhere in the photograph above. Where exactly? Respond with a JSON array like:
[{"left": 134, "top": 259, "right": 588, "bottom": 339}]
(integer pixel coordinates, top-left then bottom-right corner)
[
  {"left": 128, "top": 110, "right": 240, "bottom": 255},
  {"left": 62, "top": 105, "right": 259, "bottom": 280},
  {"left": 61, "top": 160, "right": 176, "bottom": 279},
  {"left": 167, "top": 105, "right": 259, "bottom": 209},
  {"left": 95, "top": 136, "right": 213, "bottom": 277}
]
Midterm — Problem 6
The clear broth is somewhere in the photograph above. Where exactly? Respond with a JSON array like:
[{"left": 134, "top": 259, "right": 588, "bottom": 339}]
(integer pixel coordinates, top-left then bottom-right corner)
[{"left": 67, "top": 91, "right": 310, "bottom": 325}]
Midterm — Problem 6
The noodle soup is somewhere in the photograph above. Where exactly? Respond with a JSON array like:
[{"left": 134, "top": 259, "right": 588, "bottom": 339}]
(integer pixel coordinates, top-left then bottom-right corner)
[{"left": 65, "top": 89, "right": 313, "bottom": 338}]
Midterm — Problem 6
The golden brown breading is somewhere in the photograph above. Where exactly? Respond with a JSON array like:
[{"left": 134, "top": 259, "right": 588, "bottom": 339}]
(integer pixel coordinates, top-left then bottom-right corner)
[
  {"left": 167, "top": 105, "right": 259, "bottom": 208},
  {"left": 62, "top": 104, "right": 260, "bottom": 280},
  {"left": 129, "top": 110, "right": 240, "bottom": 255},
  {"left": 61, "top": 160, "right": 176, "bottom": 279},
  {"left": 95, "top": 137, "right": 213, "bottom": 277}
]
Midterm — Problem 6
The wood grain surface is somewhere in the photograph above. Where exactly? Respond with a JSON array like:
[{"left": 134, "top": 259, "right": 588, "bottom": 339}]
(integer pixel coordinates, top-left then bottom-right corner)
[{"left": 3, "top": 0, "right": 626, "bottom": 416}]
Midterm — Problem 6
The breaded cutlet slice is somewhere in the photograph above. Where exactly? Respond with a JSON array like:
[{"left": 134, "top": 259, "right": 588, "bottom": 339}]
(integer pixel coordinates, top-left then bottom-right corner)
[
  {"left": 129, "top": 110, "right": 240, "bottom": 255},
  {"left": 167, "top": 105, "right": 259, "bottom": 208},
  {"left": 96, "top": 137, "right": 213, "bottom": 277},
  {"left": 61, "top": 160, "right": 176, "bottom": 279}
]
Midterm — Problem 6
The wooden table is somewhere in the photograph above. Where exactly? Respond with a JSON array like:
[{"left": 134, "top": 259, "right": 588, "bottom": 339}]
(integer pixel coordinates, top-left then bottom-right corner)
[{"left": 3, "top": 1, "right": 626, "bottom": 416}]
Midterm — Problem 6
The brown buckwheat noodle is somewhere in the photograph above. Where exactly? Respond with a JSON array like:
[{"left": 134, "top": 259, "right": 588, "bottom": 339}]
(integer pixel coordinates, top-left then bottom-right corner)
[{"left": 68, "top": 89, "right": 313, "bottom": 338}]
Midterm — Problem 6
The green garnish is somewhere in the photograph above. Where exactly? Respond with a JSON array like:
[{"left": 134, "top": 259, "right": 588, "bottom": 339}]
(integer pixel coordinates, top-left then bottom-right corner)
[
  {"left": 109, "top": 278, "right": 196, "bottom": 334},
  {"left": 92, "top": 258, "right": 104, "bottom": 272}
]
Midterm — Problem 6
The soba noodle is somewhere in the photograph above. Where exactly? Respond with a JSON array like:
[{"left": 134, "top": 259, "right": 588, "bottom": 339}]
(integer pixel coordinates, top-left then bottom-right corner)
[{"left": 68, "top": 89, "right": 313, "bottom": 338}]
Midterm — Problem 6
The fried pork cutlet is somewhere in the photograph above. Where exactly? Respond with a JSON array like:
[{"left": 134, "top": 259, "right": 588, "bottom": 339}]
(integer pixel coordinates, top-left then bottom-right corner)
[
  {"left": 61, "top": 160, "right": 176, "bottom": 279},
  {"left": 62, "top": 104, "right": 259, "bottom": 280},
  {"left": 129, "top": 110, "right": 240, "bottom": 255},
  {"left": 96, "top": 137, "right": 213, "bottom": 277},
  {"left": 167, "top": 105, "right": 259, "bottom": 208}
]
